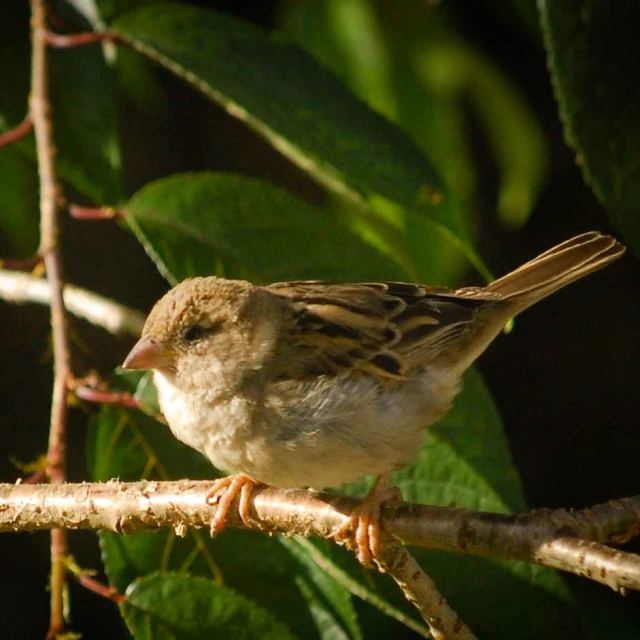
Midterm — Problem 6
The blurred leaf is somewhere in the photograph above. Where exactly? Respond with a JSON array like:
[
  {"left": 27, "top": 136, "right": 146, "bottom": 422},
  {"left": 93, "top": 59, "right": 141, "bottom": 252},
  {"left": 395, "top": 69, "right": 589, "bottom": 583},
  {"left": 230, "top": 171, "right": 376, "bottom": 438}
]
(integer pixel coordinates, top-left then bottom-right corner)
[
  {"left": 124, "top": 172, "right": 409, "bottom": 284},
  {"left": 0, "top": 2, "right": 124, "bottom": 205},
  {"left": 49, "top": 46, "right": 124, "bottom": 205},
  {"left": 114, "top": 44, "right": 169, "bottom": 116},
  {"left": 281, "top": 0, "right": 398, "bottom": 120},
  {"left": 112, "top": 2, "right": 491, "bottom": 275},
  {"left": 465, "top": 51, "right": 548, "bottom": 229},
  {"left": 89, "top": 373, "right": 361, "bottom": 639},
  {"left": 483, "top": 0, "right": 542, "bottom": 43},
  {"left": 0, "top": 3, "right": 30, "bottom": 128},
  {"left": 122, "top": 573, "right": 296, "bottom": 640},
  {"left": 280, "top": 0, "right": 474, "bottom": 284},
  {"left": 539, "top": 0, "right": 640, "bottom": 253},
  {"left": 0, "top": 146, "right": 39, "bottom": 257},
  {"left": 281, "top": 1, "right": 545, "bottom": 283}
]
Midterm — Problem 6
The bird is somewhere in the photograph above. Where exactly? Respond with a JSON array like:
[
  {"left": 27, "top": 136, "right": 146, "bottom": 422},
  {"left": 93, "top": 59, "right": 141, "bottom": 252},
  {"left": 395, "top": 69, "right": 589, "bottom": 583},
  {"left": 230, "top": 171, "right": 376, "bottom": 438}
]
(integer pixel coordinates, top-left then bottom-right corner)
[{"left": 123, "top": 231, "right": 625, "bottom": 565}]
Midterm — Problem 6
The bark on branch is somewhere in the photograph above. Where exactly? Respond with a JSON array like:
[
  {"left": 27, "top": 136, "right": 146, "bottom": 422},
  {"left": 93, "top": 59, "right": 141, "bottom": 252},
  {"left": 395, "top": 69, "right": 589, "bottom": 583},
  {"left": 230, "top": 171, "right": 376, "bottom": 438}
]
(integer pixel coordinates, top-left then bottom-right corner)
[
  {"left": 0, "top": 269, "right": 145, "bottom": 336},
  {"left": 1, "top": 481, "right": 638, "bottom": 593}
]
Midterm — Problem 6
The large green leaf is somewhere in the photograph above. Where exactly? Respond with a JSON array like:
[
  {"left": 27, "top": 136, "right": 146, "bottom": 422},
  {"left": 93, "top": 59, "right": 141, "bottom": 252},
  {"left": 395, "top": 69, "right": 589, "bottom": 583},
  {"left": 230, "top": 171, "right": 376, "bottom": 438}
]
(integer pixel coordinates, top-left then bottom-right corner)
[
  {"left": 124, "top": 172, "right": 409, "bottom": 284},
  {"left": 122, "top": 573, "right": 296, "bottom": 640},
  {"left": 539, "top": 0, "right": 640, "bottom": 252},
  {"left": 112, "top": 2, "right": 489, "bottom": 273},
  {"left": 89, "top": 373, "right": 361, "bottom": 640}
]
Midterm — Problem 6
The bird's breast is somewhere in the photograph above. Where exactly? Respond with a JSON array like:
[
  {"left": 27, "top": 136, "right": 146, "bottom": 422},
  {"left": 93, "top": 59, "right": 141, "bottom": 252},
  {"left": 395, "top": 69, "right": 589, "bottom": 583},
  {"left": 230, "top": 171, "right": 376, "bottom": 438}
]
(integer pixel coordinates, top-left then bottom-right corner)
[{"left": 153, "top": 371, "right": 258, "bottom": 475}]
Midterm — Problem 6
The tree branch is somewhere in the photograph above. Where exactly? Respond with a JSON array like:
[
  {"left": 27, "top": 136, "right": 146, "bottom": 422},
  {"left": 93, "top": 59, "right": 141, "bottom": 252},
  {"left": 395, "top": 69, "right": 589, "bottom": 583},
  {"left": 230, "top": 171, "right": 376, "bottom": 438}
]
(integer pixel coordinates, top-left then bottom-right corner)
[
  {"left": 0, "top": 269, "right": 145, "bottom": 336},
  {"left": 2, "top": 481, "right": 639, "bottom": 594},
  {"left": 376, "top": 538, "right": 476, "bottom": 639},
  {"left": 30, "top": 0, "right": 71, "bottom": 635}
]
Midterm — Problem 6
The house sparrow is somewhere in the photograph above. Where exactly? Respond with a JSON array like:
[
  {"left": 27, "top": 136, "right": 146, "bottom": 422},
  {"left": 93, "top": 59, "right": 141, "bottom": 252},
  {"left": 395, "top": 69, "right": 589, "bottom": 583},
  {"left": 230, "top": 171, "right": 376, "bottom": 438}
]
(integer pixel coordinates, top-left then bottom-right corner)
[{"left": 123, "top": 232, "right": 625, "bottom": 564}]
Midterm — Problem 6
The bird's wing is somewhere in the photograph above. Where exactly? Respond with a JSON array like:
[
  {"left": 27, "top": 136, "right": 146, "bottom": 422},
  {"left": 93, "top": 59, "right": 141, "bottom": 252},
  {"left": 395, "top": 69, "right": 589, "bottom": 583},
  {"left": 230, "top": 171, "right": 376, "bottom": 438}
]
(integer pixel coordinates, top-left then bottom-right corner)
[{"left": 267, "top": 281, "right": 501, "bottom": 380}]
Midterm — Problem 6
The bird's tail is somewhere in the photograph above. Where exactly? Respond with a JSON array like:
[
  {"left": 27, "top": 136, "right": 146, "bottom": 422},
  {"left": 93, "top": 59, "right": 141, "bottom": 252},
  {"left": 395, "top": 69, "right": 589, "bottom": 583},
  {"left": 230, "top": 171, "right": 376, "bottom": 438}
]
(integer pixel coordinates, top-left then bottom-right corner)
[{"left": 486, "top": 232, "right": 625, "bottom": 313}]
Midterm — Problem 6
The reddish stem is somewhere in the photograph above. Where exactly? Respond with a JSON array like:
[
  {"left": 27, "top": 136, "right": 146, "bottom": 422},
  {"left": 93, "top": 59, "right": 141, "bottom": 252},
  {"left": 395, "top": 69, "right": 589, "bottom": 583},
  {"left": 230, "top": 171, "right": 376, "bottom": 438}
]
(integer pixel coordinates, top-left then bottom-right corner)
[
  {"left": 0, "top": 115, "right": 33, "bottom": 148},
  {"left": 0, "top": 255, "right": 44, "bottom": 272},
  {"left": 45, "top": 31, "right": 118, "bottom": 48},
  {"left": 75, "top": 573, "right": 126, "bottom": 604},
  {"left": 69, "top": 204, "right": 121, "bottom": 221},
  {"left": 75, "top": 386, "right": 142, "bottom": 410},
  {"left": 31, "top": 0, "right": 71, "bottom": 636}
]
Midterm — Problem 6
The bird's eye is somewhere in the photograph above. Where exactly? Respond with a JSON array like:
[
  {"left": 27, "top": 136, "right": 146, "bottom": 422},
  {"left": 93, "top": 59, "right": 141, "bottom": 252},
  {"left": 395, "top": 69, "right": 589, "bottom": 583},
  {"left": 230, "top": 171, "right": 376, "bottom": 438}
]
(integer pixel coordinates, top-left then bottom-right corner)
[
  {"left": 182, "top": 321, "right": 222, "bottom": 344},
  {"left": 183, "top": 324, "right": 207, "bottom": 343}
]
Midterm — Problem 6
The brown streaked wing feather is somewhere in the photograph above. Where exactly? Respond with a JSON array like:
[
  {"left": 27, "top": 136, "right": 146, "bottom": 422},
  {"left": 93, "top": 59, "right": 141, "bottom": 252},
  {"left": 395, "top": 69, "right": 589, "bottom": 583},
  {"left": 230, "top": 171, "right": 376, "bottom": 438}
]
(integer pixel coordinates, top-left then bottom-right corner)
[{"left": 268, "top": 281, "right": 500, "bottom": 380}]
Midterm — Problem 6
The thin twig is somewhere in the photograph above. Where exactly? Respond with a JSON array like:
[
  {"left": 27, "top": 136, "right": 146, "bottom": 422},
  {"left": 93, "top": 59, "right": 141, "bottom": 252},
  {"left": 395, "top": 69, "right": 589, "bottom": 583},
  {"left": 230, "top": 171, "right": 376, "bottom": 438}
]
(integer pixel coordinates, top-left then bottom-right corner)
[
  {"left": 30, "top": 1, "right": 71, "bottom": 636},
  {"left": 0, "top": 269, "right": 145, "bottom": 336},
  {"left": 1, "top": 481, "right": 639, "bottom": 593},
  {"left": 69, "top": 204, "right": 121, "bottom": 221},
  {"left": 0, "top": 256, "right": 44, "bottom": 272},
  {"left": 74, "top": 386, "right": 143, "bottom": 410},
  {"left": 376, "top": 537, "right": 476, "bottom": 639},
  {"left": 75, "top": 573, "right": 126, "bottom": 603},
  {"left": 0, "top": 114, "right": 33, "bottom": 148},
  {"left": 45, "top": 31, "right": 117, "bottom": 48}
]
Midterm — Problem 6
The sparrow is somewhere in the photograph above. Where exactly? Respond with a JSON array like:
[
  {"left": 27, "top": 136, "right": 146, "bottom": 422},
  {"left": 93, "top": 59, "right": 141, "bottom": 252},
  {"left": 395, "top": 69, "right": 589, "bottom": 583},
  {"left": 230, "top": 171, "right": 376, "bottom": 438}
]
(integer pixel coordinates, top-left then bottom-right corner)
[{"left": 123, "top": 232, "right": 625, "bottom": 564}]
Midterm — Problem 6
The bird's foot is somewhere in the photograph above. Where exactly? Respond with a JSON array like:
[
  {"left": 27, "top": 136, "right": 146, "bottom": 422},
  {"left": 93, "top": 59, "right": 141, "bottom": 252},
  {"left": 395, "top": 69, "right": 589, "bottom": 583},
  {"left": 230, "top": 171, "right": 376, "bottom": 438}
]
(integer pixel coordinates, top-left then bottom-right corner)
[
  {"left": 206, "top": 474, "right": 257, "bottom": 536},
  {"left": 334, "top": 475, "right": 401, "bottom": 568}
]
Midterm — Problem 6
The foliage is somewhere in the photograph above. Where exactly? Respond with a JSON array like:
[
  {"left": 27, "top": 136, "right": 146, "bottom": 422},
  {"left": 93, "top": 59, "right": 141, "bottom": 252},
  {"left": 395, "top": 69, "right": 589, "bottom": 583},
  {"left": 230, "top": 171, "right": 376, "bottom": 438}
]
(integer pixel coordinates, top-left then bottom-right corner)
[{"left": 0, "top": 0, "right": 638, "bottom": 638}]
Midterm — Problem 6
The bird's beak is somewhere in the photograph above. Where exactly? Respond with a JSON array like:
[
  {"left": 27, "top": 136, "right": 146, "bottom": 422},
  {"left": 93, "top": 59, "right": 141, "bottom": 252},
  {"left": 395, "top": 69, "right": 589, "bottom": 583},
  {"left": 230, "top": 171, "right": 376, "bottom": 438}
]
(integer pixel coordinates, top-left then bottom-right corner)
[{"left": 122, "top": 335, "right": 175, "bottom": 371}]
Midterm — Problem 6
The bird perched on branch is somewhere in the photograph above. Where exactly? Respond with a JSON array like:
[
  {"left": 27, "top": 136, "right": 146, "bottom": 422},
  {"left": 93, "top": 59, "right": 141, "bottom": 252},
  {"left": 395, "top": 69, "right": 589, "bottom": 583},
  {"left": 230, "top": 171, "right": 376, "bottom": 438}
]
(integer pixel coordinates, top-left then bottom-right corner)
[{"left": 123, "top": 232, "right": 625, "bottom": 565}]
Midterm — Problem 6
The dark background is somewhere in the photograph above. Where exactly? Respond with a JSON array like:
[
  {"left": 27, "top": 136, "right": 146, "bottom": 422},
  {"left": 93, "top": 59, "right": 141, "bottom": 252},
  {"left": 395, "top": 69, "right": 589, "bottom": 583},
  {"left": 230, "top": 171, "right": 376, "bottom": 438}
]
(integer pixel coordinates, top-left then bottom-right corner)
[{"left": 0, "top": 1, "right": 638, "bottom": 638}]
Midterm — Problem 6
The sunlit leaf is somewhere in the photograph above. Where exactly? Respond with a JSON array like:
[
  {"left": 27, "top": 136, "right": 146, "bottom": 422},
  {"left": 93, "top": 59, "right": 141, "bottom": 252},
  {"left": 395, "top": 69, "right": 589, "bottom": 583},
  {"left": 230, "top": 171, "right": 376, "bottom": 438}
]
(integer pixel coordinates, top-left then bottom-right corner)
[
  {"left": 124, "top": 172, "right": 408, "bottom": 284},
  {"left": 112, "top": 2, "right": 490, "bottom": 274}
]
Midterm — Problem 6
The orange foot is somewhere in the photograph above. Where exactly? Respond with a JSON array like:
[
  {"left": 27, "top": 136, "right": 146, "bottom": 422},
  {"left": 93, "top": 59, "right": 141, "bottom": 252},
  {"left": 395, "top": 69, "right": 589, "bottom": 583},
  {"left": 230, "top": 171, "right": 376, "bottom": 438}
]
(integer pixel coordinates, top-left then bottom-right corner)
[
  {"left": 206, "top": 474, "right": 257, "bottom": 536},
  {"left": 334, "top": 475, "right": 401, "bottom": 567}
]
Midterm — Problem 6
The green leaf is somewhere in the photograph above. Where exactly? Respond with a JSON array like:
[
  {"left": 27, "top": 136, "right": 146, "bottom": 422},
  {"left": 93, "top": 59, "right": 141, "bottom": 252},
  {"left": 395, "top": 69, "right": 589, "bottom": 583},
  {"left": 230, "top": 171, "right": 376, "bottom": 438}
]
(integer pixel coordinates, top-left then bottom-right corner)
[
  {"left": 89, "top": 373, "right": 361, "bottom": 640},
  {"left": 122, "top": 573, "right": 296, "bottom": 640},
  {"left": 124, "top": 172, "right": 408, "bottom": 284},
  {"left": 112, "top": 2, "right": 489, "bottom": 274},
  {"left": 465, "top": 50, "right": 548, "bottom": 229},
  {"left": 539, "top": 1, "right": 640, "bottom": 252}
]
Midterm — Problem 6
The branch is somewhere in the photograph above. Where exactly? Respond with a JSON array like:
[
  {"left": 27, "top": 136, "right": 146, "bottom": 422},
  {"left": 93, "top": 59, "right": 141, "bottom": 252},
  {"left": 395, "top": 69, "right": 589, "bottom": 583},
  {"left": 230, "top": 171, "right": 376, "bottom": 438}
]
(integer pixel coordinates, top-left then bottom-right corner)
[
  {"left": 30, "top": 0, "right": 70, "bottom": 635},
  {"left": 0, "top": 269, "right": 145, "bottom": 336},
  {"left": 2, "top": 482, "right": 639, "bottom": 593},
  {"left": 376, "top": 538, "right": 476, "bottom": 639}
]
